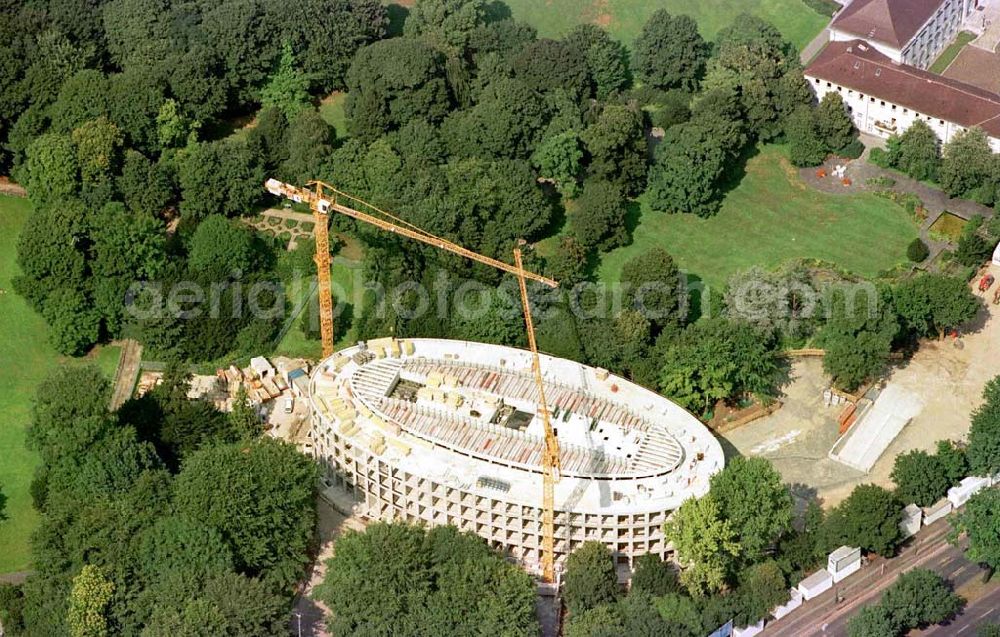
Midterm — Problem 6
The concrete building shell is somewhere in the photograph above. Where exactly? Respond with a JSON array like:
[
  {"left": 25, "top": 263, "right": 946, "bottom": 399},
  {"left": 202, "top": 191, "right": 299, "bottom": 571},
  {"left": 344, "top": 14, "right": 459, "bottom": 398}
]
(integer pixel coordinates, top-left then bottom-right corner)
[{"left": 308, "top": 338, "right": 724, "bottom": 577}]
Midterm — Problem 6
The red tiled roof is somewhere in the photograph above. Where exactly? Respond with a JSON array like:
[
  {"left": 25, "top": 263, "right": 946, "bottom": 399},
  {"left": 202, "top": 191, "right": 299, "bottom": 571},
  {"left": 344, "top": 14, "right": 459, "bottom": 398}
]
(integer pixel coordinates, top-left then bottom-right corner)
[
  {"left": 805, "top": 39, "right": 1000, "bottom": 138},
  {"left": 830, "top": 0, "right": 945, "bottom": 49}
]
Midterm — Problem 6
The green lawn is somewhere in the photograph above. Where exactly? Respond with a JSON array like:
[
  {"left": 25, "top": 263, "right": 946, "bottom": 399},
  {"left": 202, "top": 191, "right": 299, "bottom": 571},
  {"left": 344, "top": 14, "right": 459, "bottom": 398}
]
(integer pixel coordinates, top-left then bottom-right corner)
[
  {"left": 493, "top": 0, "right": 829, "bottom": 51},
  {"left": 275, "top": 258, "right": 364, "bottom": 359},
  {"left": 319, "top": 93, "right": 349, "bottom": 139},
  {"left": 929, "top": 31, "right": 976, "bottom": 74},
  {"left": 0, "top": 196, "right": 121, "bottom": 574},
  {"left": 597, "top": 146, "right": 920, "bottom": 290}
]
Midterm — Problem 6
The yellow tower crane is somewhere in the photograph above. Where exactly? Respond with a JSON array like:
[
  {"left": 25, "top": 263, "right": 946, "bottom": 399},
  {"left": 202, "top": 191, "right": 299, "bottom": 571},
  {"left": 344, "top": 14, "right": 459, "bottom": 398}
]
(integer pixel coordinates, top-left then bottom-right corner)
[{"left": 264, "top": 178, "right": 563, "bottom": 582}]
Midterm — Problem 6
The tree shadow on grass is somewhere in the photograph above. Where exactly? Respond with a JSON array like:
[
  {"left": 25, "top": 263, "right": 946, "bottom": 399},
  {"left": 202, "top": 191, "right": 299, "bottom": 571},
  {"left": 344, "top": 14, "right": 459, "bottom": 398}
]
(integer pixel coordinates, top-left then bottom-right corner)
[
  {"left": 0, "top": 487, "right": 7, "bottom": 522},
  {"left": 615, "top": 198, "right": 643, "bottom": 249},
  {"left": 716, "top": 142, "right": 761, "bottom": 200}
]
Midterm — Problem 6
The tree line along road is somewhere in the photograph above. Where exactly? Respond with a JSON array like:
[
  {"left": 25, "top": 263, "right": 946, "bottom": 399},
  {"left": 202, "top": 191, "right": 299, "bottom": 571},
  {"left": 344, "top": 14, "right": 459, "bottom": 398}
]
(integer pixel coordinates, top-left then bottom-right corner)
[{"left": 764, "top": 514, "right": 996, "bottom": 636}]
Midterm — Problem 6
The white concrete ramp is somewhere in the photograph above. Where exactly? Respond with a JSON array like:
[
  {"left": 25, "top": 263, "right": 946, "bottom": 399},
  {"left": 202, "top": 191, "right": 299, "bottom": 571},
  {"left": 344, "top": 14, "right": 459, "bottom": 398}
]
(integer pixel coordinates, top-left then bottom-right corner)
[{"left": 829, "top": 385, "right": 924, "bottom": 472}]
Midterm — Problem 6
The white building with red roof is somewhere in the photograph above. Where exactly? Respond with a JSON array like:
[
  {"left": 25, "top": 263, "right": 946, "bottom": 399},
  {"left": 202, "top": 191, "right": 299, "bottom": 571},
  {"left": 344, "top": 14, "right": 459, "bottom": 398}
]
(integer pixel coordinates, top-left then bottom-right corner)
[
  {"left": 806, "top": 38, "right": 1000, "bottom": 150},
  {"left": 829, "top": 0, "right": 978, "bottom": 68}
]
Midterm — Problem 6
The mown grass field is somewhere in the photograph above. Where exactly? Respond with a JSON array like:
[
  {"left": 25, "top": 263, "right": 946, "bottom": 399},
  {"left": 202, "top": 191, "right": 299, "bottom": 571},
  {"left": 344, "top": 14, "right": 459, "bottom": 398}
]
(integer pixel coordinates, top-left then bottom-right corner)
[
  {"left": 597, "top": 146, "right": 920, "bottom": 290},
  {"left": 0, "top": 196, "right": 121, "bottom": 573},
  {"left": 493, "top": 0, "right": 829, "bottom": 51},
  {"left": 275, "top": 258, "right": 364, "bottom": 359}
]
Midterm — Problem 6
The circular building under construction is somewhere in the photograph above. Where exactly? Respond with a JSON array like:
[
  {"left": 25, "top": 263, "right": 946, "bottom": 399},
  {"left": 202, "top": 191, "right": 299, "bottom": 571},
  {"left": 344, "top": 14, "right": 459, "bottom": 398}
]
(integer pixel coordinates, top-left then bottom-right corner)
[{"left": 309, "top": 337, "right": 724, "bottom": 576}]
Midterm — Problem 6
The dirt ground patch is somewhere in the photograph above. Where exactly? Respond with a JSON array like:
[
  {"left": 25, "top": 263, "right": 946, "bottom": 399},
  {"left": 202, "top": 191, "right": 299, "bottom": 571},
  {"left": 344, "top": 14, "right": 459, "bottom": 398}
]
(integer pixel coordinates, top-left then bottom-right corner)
[
  {"left": 942, "top": 45, "right": 1000, "bottom": 94},
  {"left": 724, "top": 265, "right": 1000, "bottom": 507},
  {"left": 0, "top": 177, "right": 26, "bottom": 198}
]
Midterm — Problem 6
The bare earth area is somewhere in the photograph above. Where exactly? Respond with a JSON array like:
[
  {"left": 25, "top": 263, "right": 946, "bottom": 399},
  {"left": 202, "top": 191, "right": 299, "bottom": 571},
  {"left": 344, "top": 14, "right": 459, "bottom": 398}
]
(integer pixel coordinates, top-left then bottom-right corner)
[{"left": 724, "top": 265, "right": 1000, "bottom": 508}]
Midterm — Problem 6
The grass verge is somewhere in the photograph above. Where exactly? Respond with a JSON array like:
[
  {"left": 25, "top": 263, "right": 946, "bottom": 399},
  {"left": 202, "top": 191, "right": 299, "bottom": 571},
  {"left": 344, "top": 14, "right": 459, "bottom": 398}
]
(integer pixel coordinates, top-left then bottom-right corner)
[
  {"left": 929, "top": 31, "right": 976, "bottom": 74},
  {"left": 0, "top": 195, "right": 121, "bottom": 573}
]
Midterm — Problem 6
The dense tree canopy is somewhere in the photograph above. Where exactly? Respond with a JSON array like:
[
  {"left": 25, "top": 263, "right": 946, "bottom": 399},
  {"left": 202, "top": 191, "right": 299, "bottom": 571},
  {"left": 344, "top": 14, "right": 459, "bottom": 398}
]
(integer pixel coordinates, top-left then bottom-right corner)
[
  {"left": 710, "top": 457, "right": 793, "bottom": 565},
  {"left": 658, "top": 318, "right": 779, "bottom": 414},
  {"left": 891, "top": 450, "right": 951, "bottom": 507},
  {"left": 822, "top": 484, "right": 903, "bottom": 557},
  {"left": 632, "top": 11, "right": 707, "bottom": 91},
  {"left": 563, "top": 542, "right": 621, "bottom": 616},
  {"left": 315, "top": 523, "right": 539, "bottom": 636},
  {"left": 11, "top": 363, "right": 312, "bottom": 636}
]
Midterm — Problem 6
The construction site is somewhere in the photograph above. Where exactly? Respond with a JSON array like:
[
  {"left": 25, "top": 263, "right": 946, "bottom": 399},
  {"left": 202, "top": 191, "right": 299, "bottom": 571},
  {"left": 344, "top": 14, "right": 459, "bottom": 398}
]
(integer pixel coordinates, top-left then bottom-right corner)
[{"left": 308, "top": 337, "right": 724, "bottom": 578}]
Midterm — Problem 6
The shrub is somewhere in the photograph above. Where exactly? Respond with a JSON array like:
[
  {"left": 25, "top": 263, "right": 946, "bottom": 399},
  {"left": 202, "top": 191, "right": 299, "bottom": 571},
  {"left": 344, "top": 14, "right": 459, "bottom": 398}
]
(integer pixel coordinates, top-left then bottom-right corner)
[
  {"left": 907, "top": 238, "right": 930, "bottom": 263},
  {"left": 838, "top": 138, "right": 865, "bottom": 159},
  {"left": 869, "top": 147, "right": 891, "bottom": 169}
]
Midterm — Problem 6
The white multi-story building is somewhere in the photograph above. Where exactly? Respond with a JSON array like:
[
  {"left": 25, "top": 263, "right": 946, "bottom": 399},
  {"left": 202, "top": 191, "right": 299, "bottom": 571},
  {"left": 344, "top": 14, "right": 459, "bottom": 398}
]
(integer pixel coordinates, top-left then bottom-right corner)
[
  {"left": 829, "top": 0, "right": 978, "bottom": 69},
  {"left": 805, "top": 39, "right": 1000, "bottom": 151},
  {"left": 308, "top": 337, "right": 724, "bottom": 577}
]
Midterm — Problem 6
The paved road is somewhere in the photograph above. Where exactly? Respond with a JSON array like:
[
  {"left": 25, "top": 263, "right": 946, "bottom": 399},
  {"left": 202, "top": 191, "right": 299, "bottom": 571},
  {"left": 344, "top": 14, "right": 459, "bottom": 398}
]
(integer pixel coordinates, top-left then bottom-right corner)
[
  {"left": 764, "top": 517, "right": 985, "bottom": 636},
  {"left": 921, "top": 584, "right": 1000, "bottom": 635},
  {"left": 800, "top": 28, "right": 831, "bottom": 65}
]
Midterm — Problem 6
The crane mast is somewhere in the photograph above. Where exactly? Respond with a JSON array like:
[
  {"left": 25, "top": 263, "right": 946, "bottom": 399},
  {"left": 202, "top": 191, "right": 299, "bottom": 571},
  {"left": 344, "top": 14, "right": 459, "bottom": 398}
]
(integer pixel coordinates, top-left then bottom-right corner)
[
  {"left": 265, "top": 178, "right": 563, "bottom": 583},
  {"left": 513, "top": 245, "right": 562, "bottom": 584}
]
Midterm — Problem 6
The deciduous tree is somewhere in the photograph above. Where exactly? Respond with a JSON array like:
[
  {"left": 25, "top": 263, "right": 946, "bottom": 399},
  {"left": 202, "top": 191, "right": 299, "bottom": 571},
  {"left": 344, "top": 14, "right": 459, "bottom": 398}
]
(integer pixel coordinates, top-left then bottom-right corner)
[
  {"left": 531, "top": 131, "right": 583, "bottom": 197},
  {"left": 172, "top": 439, "right": 318, "bottom": 589},
  {"left": 819, "top": 287, "right": 898, "bottom": 391},
  {"left": 964, "top": 377, "right": 1000, "bottom": 475},
  {"left": 646, "top": 122, "right": 727, "bottom": 216},
  {"left": 940, "top": 127, "right": 997, "bottom": 202},
  {"left": 822, "top": 484, "right": 903, "bottom": 557},
  {"left": 581, "top": 103, "right": 646, "bottom": 196},
  {"left": 658, "top": 318, "right": 778, "bottom": 414},
  {"left": 633, "top": 11, "right": 707, "bottom": 90},
  {"left": 891, "top": 450, "right": 950, "bottom": 507},
  {"left": 570, "top": 180, "right": 628, "bottom": 251},
  {"left": 893, "top": 273, "right": 980, "bottom": 339},
  {"left": 664, "top": 494, "right": 741, "bottom": 596},
  {"left": 67, "top": 565, "right": 115, "bottom": 637},
  {"left": 815, "top": 93, "right": 856, "bottom": 153},
  {"left": 563, "top": 542, "right": 620, "bottom": 615},
  {"left": 711, "top": 457, "right": 793, "bottom": 564},
  {"left": 887, "top": 120, "right": 941, "bottom": 182},
  {"left": 951, "top": 481, "right": 1000, "bottom": 572}
]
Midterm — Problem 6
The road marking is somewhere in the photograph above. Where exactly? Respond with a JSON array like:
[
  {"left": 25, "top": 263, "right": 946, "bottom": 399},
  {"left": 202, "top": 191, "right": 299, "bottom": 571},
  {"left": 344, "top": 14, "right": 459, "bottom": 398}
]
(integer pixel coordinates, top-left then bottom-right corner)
[
  {"left": 980, "top": 608, "right": 995, "bottom": 619},
  {"left": 957, "top": 624, "right": 971, "bottom": 634}
]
